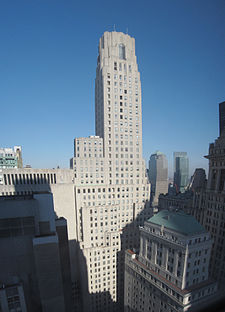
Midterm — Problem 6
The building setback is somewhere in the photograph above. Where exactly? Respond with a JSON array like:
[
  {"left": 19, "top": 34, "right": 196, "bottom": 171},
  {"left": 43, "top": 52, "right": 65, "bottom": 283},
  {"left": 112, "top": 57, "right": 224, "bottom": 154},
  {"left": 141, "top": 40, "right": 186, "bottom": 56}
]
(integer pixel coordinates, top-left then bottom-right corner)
[
  {"left": 70, "top": 31, "right": 151, "bottom": 311},
  {"left": 0, "top": 31, "right": 151, "bottom": 312},
  {"left": 124, "top": 209, "right": 218, "bottom": 312}
]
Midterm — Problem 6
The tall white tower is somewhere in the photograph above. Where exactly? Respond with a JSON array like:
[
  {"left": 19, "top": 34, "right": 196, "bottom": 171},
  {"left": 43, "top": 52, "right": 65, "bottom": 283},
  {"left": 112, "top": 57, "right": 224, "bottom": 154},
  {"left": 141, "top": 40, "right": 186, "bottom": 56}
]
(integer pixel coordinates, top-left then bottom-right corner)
[
  {"left": 71, "top": 31, "right": 151, "bottom": 312},
  {"left": 95, "top": 31, "right": 145, "bottom": 187}
]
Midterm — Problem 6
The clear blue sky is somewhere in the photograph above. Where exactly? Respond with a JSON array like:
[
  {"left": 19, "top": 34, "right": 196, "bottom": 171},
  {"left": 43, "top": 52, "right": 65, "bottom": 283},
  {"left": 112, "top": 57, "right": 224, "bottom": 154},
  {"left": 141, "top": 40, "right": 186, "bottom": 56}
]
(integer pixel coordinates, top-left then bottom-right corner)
[{"left": 1, "top": 0, "right": 225, "bottom": 177}]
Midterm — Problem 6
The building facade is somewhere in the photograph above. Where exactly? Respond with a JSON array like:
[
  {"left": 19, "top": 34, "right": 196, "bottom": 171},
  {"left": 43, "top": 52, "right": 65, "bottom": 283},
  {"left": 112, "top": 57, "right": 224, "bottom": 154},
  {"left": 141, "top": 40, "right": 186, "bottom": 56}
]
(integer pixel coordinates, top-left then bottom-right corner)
[
  {"left": 0, "top": 146, "right": 23, "bottom": 169},
  {"left": 124, "top": 209, "right": 218, "bottom": 312},
  {"left": 0, "top": 168, "right": 80, "bottom": 308},
  {"left": 158, "top": 191, "right": 193, "bottom": 215},
  {"left": 158, "top": 168, "right": 206, "bottom": 216},
  {"left": 0, "top": 283, "right": 27, "bottom": 312},
  {"left": 174, "top": 152, "right": 189, "bottom": 193},
  {"left": 192, "top": 103, "right": 225, "bottom": 288},
  {"left": 70, "top": 31, "right": 151, "bottom": 311},
  {"left": 149, "top": 151, "right": 168, "bottom": 206},
  {"left": 0, "top": 193, "right": 72, "bottom": 312},
  {"left": 0, "top": 31, "right": 152, "bottom": 312},
  {"left": 188, "top": 169, "right": 206, "bottom": 192}
]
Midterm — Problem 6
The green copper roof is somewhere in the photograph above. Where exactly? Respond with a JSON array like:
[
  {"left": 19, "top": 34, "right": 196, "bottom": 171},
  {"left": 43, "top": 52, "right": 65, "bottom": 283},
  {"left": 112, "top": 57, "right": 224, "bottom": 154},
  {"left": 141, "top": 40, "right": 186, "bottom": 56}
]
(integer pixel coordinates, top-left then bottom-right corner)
[{"left": 148, "top": 210, "right": 206, "bottom": 236}]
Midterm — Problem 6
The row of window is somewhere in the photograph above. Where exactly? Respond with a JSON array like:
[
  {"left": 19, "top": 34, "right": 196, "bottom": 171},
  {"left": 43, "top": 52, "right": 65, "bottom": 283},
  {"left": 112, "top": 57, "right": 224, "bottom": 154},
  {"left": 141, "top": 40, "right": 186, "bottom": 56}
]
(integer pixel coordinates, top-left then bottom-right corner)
[
  {"left": 108, "top": 100, "right": 139, "bottom": 110},
  {"left": 81, "top": 197, "right": 145, "bottom": 207},
  {"left": 3, "top": 173, "right": 56, "bottom": 185},
  {"left": 75, "top": 153, "right": 103, "bottom": 158},
  {"left": 76, "top": 147, "right": 102, "bottom": 152},
  {"left": 78, "top": 186, "right": 146, "bottom": 193},
  {"left": 76, "top": 140, "right": 102, "bottom": 145},
  {"left": 74, "top": 160, "right": 104, "bottom": 166},
  {"left": 107, "top": 72, "right": 138, "bottom": 83}
]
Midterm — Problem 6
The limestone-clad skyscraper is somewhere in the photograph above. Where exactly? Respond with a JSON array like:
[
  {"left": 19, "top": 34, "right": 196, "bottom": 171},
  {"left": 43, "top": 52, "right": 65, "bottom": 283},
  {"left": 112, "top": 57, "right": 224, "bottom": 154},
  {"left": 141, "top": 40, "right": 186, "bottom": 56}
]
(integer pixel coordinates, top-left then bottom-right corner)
[
  {"left": 95, "top": 32, "right": 145, "bottom": 186},
  {"left": 70, "top": 31, "right": 151, "bottom": 311}
]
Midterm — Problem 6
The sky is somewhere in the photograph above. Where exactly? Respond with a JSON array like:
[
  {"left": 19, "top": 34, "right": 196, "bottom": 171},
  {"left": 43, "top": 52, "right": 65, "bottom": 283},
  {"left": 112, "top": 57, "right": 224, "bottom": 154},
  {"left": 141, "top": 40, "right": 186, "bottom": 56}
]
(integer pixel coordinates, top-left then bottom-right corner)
[{"left": 1, "top": 0, "right": 225, "bottom": 177}]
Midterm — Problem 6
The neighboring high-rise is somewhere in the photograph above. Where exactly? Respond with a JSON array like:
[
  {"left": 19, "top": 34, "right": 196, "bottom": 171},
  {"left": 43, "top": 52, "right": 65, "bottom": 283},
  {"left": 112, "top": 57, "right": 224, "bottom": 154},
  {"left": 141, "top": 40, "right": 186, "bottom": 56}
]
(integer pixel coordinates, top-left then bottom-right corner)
[
  {"left": 188, "top": 168, "right": 206, "bottom": 191},
  {"left": 70, "top": 31, "right": 151, "bottom": 311},
  {"left": 158, "top": 168, "right": 206, "bottom": 215},
  {"left": 124, "top": 209, "right": 218, "bottom": 312},
  {"left": 148, "top": 151, "right": 168, "bottom": 206},
  {"left": 0, "top": 146, "right": 23, "bottom": 169},
  {"left": 174, "top": 152, "right": 189, "bottom": 193},
  {"left": 192, "top": 101, "right": 225, "bottom": 290}
]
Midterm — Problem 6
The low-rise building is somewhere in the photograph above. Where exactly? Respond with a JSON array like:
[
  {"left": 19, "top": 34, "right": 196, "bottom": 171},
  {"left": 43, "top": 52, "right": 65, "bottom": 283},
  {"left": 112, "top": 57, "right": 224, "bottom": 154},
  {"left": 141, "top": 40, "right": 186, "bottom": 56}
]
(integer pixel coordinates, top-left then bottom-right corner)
[{"left": 124, "top": 209, "right": 218, "bottom": 312}]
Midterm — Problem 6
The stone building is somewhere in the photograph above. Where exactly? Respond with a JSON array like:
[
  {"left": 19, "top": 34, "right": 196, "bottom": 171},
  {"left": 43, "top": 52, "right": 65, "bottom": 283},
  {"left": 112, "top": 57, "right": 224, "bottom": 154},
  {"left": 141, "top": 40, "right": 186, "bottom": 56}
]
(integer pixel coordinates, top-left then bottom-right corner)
[
  {"left": 158, "top": 168, "right": 206, "bottom": 215},
  {"left": 192, "top": 101, "right": 225, "bottom": 288},
  {"left": 158, "top": 191, "right": 193, "bottom": 215},
  {"left": 0, "top": 168, "right": 79, "bottom": 310},
  {"left": 0, "top": 193, "right": 72, "bottom": 312},
  {"left": 69, "top": 31, "right": 151, "bottom": 312},
  {"left": 0, "top": 31, "right": 151, "bottom": 312},
  {"left": 124, "top": 209, "right": 218, "bottom": 312}
]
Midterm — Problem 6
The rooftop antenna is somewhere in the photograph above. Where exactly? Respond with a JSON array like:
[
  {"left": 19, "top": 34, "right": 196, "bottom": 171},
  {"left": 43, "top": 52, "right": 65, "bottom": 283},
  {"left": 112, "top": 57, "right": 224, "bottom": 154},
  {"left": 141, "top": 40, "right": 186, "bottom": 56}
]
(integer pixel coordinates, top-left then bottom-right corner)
[{"left": 113, "top": 24, "right": 116, "bottom": 31}]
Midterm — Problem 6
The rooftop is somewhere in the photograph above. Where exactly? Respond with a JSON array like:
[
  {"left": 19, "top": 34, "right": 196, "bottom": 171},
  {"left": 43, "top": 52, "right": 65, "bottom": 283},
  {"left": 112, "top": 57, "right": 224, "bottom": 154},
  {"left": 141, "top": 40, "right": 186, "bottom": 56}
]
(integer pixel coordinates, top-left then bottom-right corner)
[{"left": 148, "top": 209, "right": 206, "bottom": 236}]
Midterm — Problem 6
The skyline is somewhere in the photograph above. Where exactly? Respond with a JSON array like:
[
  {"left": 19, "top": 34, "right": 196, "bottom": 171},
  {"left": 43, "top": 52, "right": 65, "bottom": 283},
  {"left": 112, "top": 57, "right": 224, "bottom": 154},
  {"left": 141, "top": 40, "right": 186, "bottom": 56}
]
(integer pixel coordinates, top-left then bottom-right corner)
[{"left": 1, "top": 0, "right": 225, "bottom": 177}]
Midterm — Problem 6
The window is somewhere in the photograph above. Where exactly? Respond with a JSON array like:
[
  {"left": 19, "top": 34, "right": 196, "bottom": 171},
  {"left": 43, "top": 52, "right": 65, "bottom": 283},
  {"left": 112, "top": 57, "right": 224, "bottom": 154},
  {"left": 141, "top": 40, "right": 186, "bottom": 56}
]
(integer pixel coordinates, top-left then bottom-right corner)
[{"left": 119, "top": 44, "right": 125, "bottom": 60}]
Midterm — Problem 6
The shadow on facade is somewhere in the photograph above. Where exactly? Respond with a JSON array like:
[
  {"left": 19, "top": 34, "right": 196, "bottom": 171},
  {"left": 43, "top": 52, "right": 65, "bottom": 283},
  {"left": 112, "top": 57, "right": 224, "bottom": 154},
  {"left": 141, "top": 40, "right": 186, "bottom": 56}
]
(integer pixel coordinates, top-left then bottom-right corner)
[
  {"left": 70, "top": 199, "right": 152, "bottom": 312},
  {"left": 4, "top": 176, "right": 152, "bottom": 312},
  {"left": 0, "top": 179, "right": 73, "bottom": 312},
  {"left": 71, "top": 239, "right": 118, "bottom": 312},
  {"left": 116, "top": 200, "right": 152, "bottom": 311}
]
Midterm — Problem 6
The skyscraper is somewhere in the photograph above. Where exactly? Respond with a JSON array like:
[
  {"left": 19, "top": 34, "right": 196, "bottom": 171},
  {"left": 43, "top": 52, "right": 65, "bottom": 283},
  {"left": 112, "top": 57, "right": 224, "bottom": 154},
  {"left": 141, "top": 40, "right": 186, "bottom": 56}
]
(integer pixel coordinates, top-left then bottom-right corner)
[
  {"left": 70, "top": 31, "right": 151, "bottom": 311},
  {"left": 95, "top": 31, "right": 145, "bottom": 186},
  {"left": 0, "top": 31, "right": 151, "bottom": 311},
  {"left": 148, "top": 151, "right": 168, "bottom": 206},
  {"left": 193, "top": 102, "right": 225, "bottom": 290},
  {"left": 174, "top": 152, "right": 189, "bottom": 193},
  {"left": 0, "top": 146, "right": 23, "bottom": 169}
]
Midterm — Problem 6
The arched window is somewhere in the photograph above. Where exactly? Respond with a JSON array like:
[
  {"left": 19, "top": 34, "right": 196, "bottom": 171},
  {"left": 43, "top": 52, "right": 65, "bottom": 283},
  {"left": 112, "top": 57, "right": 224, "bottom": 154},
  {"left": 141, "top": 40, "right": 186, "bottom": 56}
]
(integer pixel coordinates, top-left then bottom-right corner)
[{"left": 119, "top": 44, "right": 125, "bottom": 60}]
